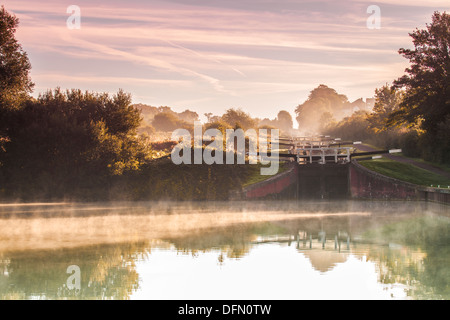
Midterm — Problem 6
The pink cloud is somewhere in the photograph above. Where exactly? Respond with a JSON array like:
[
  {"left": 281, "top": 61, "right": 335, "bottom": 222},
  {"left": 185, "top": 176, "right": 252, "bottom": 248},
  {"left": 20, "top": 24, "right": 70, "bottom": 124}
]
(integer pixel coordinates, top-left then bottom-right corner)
[{"left": 1, "top": 0, "right": 439, "bottom": 118}]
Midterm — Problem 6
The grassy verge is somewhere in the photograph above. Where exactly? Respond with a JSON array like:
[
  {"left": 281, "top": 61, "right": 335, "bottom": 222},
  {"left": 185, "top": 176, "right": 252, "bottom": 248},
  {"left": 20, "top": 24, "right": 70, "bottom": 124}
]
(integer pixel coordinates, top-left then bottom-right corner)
[
  {"left": 358, "top": 158, "right": 450, "bottom": 188},
  {"left": 359, "top": 143, "right": 383, "bottom": 151}
]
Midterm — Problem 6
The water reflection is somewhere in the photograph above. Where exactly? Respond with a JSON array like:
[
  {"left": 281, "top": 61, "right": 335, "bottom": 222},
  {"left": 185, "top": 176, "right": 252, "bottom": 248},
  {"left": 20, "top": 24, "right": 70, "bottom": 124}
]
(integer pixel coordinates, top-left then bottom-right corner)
[{"left": 0, "top": 200, "right": 448, "bottom": 299}]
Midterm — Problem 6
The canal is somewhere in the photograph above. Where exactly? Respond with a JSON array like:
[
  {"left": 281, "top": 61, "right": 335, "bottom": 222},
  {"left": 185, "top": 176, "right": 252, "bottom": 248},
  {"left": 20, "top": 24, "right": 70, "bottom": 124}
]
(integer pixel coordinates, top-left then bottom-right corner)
[{"left": 0, "top": 200, "right": 448, "bottom": 299}]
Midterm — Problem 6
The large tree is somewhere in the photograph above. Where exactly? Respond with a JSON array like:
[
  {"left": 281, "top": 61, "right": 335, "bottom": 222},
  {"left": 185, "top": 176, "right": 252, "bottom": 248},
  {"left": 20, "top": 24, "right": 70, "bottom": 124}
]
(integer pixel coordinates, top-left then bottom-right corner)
[
  {"left": 0, "top": 6, "right": 34, "bottom": 110},
  {"left": 390, "top": 11, "right": 450, "bottom": 134},
  {"left": 295, "top": 84, "right": 349, "bottom": 133}
]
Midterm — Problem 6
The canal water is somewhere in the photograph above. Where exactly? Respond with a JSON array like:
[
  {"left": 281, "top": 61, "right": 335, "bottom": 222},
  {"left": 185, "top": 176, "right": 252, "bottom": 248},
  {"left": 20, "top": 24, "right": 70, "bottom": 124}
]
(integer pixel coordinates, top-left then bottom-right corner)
[{"left": 0, "top": 200, "right": 448, "bottom": 300}]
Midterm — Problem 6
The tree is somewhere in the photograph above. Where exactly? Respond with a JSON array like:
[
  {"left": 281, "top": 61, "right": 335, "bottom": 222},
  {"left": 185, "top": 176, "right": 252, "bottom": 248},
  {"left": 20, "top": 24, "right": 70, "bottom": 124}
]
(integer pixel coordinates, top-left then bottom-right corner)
[
  {"left": 295, "top": 85, "right": 349, "bottom": 133},
  {"left": 221, "top": 108, "right": 256, "bottom": 130},
  {"left": 177, "top": 109, "right": 199, "bottom": 123},
  {"left": 204, "top": 112, "right": 213, "bottom": 123},
  {"left": 323, "top": 110, "right": 372, "bottom": 141},
  {"left": 390, "top": 11, "right": 450, "bottom": 134},
  {"left": 390, "top": 11, "right": 450, "bottom": 163},
  {"left": 318, "top": 111, "right": 336, "bottom": 132},
  {"left": 152, "top": 112, "right": 186, "bottom": 132},
  {"left": 204, "top": 119, "right": 232, "bottom": 138},
  {"left": 0, "top": 6, "right": 34, "bottom": 110},
  {"left": 276, "top": 110, "right": 293, "bottom": 133},
  {"left": 367, "top": 84, "right": 403, "bottom": 132}
]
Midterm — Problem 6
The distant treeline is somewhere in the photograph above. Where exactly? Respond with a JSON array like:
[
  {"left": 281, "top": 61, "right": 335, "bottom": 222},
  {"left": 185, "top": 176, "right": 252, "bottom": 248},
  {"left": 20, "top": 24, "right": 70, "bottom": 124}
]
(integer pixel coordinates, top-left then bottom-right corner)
[{"left": 135, "top": 103, "right": 296, "bottom": 139}]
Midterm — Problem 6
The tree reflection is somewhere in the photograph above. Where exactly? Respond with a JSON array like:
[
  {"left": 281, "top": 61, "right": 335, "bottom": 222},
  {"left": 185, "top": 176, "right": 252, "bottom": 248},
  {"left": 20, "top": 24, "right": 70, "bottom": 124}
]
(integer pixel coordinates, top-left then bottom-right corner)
[
  {"left": 166, "top": 222, "right": 288, "bottom": 259},
  {"left": 0, "top": 205, "right": 448, "bottom": 300},
  {"left": 362, "top": 216, "right": 450, "bottom": 299},
  {"left": 0, "top": 242, "right": 149, "bottom": 300}
]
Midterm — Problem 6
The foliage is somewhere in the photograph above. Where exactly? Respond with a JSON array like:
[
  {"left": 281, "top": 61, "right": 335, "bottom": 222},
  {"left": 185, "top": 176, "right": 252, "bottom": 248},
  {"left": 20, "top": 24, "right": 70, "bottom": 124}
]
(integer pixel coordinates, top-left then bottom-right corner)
[
  {"left": 391, "top": 12, "right": 450, "bottom": 132},
  {"left": 177, "top": 109, "right": 199, "bottom": 123},
  {"left": 275, "top": 110, "right": 293, "bottom": 133},
  {"left": 134, "top": 104, "right": 199, "bottom": 134},
  {"left": 221, "top": 108, "right": 256, "bottom": 130},
  {"left": 389, "top": 11, "right": 450, "bottom": 163},
  {"left": 204, "top": 119, "right": 232, "bottom": 137},
  {"left": 118, "top": 158, "right": 254, "bottom": 201},
  {"left": 0, "top": 88, "right": 151, "bottom": 199},
  {"left": 367, "top": 85, "right": 403, "bottom": 132},
  {"left": 0, "top": 6, "right": 34, "bottom": 112},
  {"left": 323, "top": 110, "right": 372, "bottom": 141},
  {"left": 151, "top": 112, "right": 186, "bottom": 132},
  {"left": 295, "top": 84, "right": 350, "bottom": 133},
  {"left": 258, "top": 110, "right": 294, "bottom": 134},
  {"left": 150, "top": 111, "right": 195, "bottom": 134}
]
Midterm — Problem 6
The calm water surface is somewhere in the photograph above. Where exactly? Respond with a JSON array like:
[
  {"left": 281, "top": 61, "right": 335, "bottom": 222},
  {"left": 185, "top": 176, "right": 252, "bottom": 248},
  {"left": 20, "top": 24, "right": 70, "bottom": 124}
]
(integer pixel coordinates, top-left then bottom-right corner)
[{"left": 0, "top": 200, "right": 448, "bottom": 300}]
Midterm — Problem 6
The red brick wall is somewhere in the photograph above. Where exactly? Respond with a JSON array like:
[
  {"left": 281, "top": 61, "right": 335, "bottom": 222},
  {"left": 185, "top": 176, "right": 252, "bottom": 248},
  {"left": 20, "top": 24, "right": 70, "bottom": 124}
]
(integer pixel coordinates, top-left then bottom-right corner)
[
  {"left": 349, "top": 162, "right": 422, "bottom": 200},
  {"left": 349, "top": 161, "right": 450, "bottom": 204}
]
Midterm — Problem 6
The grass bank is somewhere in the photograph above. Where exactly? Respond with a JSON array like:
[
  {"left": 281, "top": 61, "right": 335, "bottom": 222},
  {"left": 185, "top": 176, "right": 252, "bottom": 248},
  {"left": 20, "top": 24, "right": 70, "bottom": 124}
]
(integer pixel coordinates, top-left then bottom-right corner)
[{"left": 358, "top": 158, "right": 450, "bottom": 188}]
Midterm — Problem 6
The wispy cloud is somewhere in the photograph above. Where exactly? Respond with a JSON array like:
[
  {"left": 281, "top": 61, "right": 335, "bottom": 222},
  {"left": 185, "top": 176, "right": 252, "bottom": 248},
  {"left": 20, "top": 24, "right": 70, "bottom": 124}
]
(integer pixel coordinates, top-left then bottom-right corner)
[{"left": 3, "top": 0, "right": 446, "bottom": 118}]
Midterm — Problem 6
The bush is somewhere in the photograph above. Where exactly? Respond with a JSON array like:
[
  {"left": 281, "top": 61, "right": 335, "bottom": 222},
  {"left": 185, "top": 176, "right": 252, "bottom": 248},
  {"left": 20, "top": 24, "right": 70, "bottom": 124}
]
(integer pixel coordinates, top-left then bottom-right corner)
[{"left": 0, "top": 88, "right": 151, "bottom": 200}]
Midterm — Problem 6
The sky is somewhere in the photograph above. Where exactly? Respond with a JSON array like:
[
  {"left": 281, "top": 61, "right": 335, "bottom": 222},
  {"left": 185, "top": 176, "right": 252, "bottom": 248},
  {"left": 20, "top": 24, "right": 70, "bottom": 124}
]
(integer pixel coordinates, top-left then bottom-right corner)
[{"left": 3, "top": 0, "right": 449, "bottom": 122}]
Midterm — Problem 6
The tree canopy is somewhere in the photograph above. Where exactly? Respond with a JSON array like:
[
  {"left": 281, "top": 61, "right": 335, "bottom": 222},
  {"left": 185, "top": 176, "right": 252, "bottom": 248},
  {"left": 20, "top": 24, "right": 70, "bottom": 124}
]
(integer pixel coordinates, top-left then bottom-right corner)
[
  {"left": 258, "top": 110, "right": 294, "bottom": 134},
  {"left": 389, "top": 11, "right": 450, "bottom": 163},
  {"left": 0, "top": 6, "right": 34, "bottom": 111},
  {"left": 276, "top": 110, "right": 294, "bottom": 133},
  {"left": 390, "top": 11, "right": 450, "bottom": 133},
  {"left": 295, "top": 84, "right": 350, "bottom": 133},
  {"left": 367, "top": 84, "right": 403, "bottom": 132},
  {"left": 0, "top": 88, "right": 150, "bottom": 199},
  {"left": 221, "top": 108, "right": 256, "bottom": 130},
  {"left": 151, "top": 112, "right": 191, "bottom": 132}
]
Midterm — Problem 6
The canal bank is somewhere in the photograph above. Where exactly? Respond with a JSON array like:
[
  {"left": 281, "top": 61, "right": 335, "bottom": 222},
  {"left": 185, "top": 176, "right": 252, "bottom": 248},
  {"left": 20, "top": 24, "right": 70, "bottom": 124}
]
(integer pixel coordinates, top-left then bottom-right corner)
[
  {"left": 350, "top": 160, "right": 450, "bottom": 205},
  {"left": 231, "top": 160, "right": 450, "bottom": 205}
]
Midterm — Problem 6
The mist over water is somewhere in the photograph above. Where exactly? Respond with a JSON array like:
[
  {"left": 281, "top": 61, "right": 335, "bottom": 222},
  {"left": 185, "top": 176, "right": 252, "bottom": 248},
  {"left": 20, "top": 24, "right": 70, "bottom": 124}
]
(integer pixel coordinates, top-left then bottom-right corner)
[{"left": 0, "top": 200, "right": 448, "bottom": 300}]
